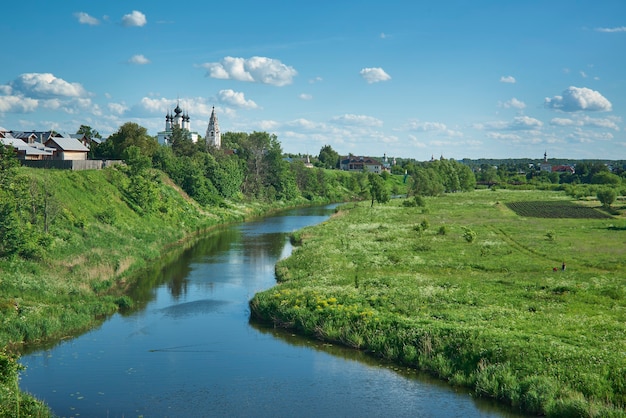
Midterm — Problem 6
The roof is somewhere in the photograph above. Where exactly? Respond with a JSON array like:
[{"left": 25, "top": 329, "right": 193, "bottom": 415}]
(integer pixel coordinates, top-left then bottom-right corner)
[
  {"left": 46, "top": 137, "right": 90, "bottom": 152},
  {"left": 1, "top": 137, "right": 53, "bottom": 156}
]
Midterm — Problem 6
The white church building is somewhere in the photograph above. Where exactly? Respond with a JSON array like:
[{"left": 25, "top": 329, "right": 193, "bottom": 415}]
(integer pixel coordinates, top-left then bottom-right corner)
[
  {"left": 157, "top": 103, "right": 221, "bottom": 149},
  {"left": 157, "top": 102, "right": 200, "bottom": 145},
  {"left": 205, "top": 106, "right": 221, "bottom": 149}
]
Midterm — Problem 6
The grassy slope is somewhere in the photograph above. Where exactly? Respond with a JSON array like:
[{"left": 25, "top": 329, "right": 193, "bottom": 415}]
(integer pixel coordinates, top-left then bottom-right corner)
[
  {"left": 250, "top": 189, "right": 626, "bottom": 417},
  {"left": 0, "top": 167, "right": 291, "bottom": 416},
  {"left": 0, "top": 165, "right": 364, "bottom": 417}
]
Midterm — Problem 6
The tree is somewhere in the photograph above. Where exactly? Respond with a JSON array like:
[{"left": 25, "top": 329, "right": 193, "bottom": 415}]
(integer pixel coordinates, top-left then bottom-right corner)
[
  {"left": 318, "top": 144, "right": 340, "bottom": 169},
  {"left": 597, "top": 188, "right": 617, "bottom": 208},
  {"left": 368, "top": 172, "right": 390, "bottom": 207},
  {"left": 0, "top": 142, "right": 19, "bottom": 189},
  {"left": 107, "top": 122, "right": 158, "bottom": 159},
  {"left": 591, "top": 172, "right": 622, "bottom": 186},
  {"left": 170, "top": 125, "right": 197, "bottom": 157},
  {"left": 76, "top": 124, "right": 101, "bottom": 139},
  {"left": 412, "top": 167, "right": 444, "bottom": 196}
]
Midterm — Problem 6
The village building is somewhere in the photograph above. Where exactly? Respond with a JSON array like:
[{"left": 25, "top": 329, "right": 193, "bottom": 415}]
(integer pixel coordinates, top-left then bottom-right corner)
[
  {"left": 540, "top": 151, "right": 552, "bottom": 172},
  {"left": 540, "top": 151, "right": 575, "bottom": 174},
  {"left": 0, "top": 133, "right": 53, "bottom": 160},
  {"left": 45, "top": 135, "right": 89, "bottom": 160},
  {"left": 205, "top": 106, "right": 221, "bottom": 149},
  {"left": 157, "top": 102, "right": 200, "bottom": 145},
  {"left": 340, "top": 155, "right": 383, "bottom": 173}
]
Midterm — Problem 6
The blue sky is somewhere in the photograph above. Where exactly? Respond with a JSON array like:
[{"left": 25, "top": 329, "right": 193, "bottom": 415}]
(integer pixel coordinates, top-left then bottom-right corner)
[{"left": 1, "top": 1, "right": 625, "bottom": 160}]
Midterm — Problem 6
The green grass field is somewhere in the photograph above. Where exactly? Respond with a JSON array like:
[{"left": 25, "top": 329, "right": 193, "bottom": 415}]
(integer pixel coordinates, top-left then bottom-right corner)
[{"left": 250, "top": 189, "right": 626, "bottom": 417}]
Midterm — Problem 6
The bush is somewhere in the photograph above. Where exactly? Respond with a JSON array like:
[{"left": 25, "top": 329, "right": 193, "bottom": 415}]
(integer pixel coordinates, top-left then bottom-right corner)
[
  {"left": 597, "top": 188, "right": 617, "bottom": 208},
  {"left": 462, "top": 227, "right": 477, "bottom": 243}
]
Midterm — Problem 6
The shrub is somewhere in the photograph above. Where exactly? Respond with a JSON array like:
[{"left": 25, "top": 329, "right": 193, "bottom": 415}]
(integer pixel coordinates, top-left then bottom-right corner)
[{"left": 462, "top": 227, "right": 477, "bottom": 243}]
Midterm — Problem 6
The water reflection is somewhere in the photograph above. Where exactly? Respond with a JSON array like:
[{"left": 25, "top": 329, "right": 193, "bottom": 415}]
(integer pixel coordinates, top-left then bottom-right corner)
[{"left": 19, "top": 205, "right": 522, "bottom": 417}]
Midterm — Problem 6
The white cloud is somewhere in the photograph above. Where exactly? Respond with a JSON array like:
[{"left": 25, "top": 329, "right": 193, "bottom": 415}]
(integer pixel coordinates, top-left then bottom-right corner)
[
  {"left": 0, "top": 95, "right": 38, "bottom": 113},
  {"left": 509, "top": 116, "right": 543, "bottom": 130},
  {"left": 217, "top": 89, "right": 258, "bottom": 109},
  {"left": 122, "top": 11, "right": 147, "bottom": 27},
  {"left": 545, "top": 86, "right": 612, "bottom": 112},
  {"left": 108, "top": 102, "right": 128, "bottom": 115},
  {"left": 299, "top": 93, "right": 313, "bottom": 100},
  {"left": 74, "top": 12, "right": 99, "bottom": 26},
  {"left": 595, "top": 26, "right": 626, "bottom": 33},
  {"left": 478, "top": 116, "right": 543, "bottom": 131},
  {"left": 309, "top": 76, "right": 323, "bottom": 84},
  {"left": 404, "top": 120, "right": 464, "bottom": 138},
  {"left": 550, "top": 117, "right": 576, "bottom": 127},
  {"left": 331, "top": 114, "right": 383, "bottom": 127},
  {"left": 135, "top": 96, "right": 219, "bottom": 119},
  {"left": 9, "top": 73, "right": 87, "bottom": 98},
  {"left": 580, "top": 71, "right": 587, "bottom": 78},
  {"left": 128, "top": 54, "right": 150, "bottom": 65},
  {"left": 360, "top": 67, "right": 391, "bottom": 84},
  {"left": 258, "top": 120, "right": 279, "bottom": 131},
  {"left": 500, "top": 98, "right": 526, "bottom": 109},
  {"left": 500, "top": 75, "right": 516, "bottom": 83},
  {"left": 201, "top": 56, "right": 297, "bottom": 86},
  {"left": 550, "top": 115, "right": 620, "bottom": 130}
]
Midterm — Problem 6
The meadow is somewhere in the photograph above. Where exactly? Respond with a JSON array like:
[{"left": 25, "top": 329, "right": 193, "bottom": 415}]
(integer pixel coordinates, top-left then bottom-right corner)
[{"left": 250, "top": 189, "right": 626, "bottom": 417}]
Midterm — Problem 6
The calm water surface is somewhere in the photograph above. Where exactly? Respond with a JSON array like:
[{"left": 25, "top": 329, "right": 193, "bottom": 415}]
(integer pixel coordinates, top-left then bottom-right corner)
[{"left": 20, "top": 205, "right": 522, "bottom": 417}]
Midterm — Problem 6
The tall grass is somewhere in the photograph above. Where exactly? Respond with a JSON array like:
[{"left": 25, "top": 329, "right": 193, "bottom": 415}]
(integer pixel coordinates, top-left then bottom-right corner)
[{"left": 251, "top": 189, "right": 626, "bottom": 417}]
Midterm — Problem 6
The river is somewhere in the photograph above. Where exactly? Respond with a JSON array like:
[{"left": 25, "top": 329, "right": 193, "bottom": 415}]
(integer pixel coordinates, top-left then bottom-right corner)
[{"left": 19, "top": 205, "right": 522, "bottom": 417}]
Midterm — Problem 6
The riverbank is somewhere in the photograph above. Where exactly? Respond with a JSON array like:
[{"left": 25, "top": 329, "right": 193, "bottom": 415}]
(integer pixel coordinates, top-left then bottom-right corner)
[
  {"left": 0, "top": 166, "right": 355, "bottom": 417},
  {"left": 250, "top": 189, "right": 626, "bottom": 417}
]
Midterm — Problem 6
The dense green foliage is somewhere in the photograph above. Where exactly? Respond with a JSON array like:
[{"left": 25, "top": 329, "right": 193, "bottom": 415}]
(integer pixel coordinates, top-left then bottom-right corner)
[{"left": 251, "top": 190, "right": 626, "bottom": 417}]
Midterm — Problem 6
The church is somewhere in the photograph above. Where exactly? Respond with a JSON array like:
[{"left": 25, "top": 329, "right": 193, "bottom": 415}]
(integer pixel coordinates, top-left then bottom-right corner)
[{"left": 157, "top": 103, "right": 221, "bottom": 148}]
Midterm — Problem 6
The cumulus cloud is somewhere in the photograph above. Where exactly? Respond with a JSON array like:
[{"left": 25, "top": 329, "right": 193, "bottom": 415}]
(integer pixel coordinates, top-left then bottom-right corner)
[
  {"left": 331, "top": 114, "right": 383, "bottom": 127},
  {"left": 550, "top": 115, "right": 620, "bottom": 130},
  {"left": 309, "top": 76, "right": 323, "bottom": 84},
  {"left": 217, "top": 89, "right": 258, "bottom": 109},
  {"left": 477, "top": 116, "right": 543, "bottom": 131},
  {"left": 0, "top": 95, "right": 38, "bottom": 113},
  {"left": 201, "top": 56, "right": 297, "bottom": 86},
  {"left": 122, "top": 10, "right": 147, "bottom": 27},
  {"left": 128, "top": 54, "right": 150, "bottom": 65},
  {"left": 500, "top": 75, "right": 516, "bottom": 83},
  {"left": 500, "top": 98, "right": 526, "bottom": 109},
  {"left": 509, "top": 116, "right": 543, "bottom": 130},
  {"left": 108, "top": 102, "right": 129, "bottom": 115},
  {"left": 360, "top": 67, "right": 391, "bottom": 84},
  {"left": 595, "top": 26, "right": 626, "bottom": 33},
  {"left": 545, "top": 86, "right": 612, "bottom": 112},
  {"left": 74, "top": 12, "right": 99, "bottom": 25},
  {"left": 9, "top": 73, "right": 87, "bottom": 98},
  {"left": 299, "top": 93, "right": 313, "bottom": 100},
  {"left": 404, "top": 120, "right": 463, "bottom": 137},
  {"left": 135, "top": 96, "right": 218, "bottom": 119}
]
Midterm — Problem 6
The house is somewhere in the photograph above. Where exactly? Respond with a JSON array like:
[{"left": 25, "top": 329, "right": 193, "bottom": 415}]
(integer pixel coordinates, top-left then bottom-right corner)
[
  {"left": 340, "top": 155, "right": 383, "bottom": 173},
  {"left": 45, "top": 136, "right": 89, "bottom": 160},
  {"left": 551, "top": 165, "right": 575, "bottom": 174},
  {"left": 1, "top": 134, "right": 54, "bottom": 160}
]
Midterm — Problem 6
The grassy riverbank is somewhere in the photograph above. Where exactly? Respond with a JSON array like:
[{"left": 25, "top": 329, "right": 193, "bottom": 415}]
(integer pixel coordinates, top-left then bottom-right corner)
[
  {"left": 250, "top": 189, "right": 626, "bottom": 417},
  {"left": 0, "top": 165, "right": 357, "bottom": 417}
]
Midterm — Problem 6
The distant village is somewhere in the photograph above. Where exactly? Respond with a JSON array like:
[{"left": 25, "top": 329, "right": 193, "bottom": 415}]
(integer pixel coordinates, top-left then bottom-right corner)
[{"left": 2, "top": 105, "right": 624, "bottom": 176}]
